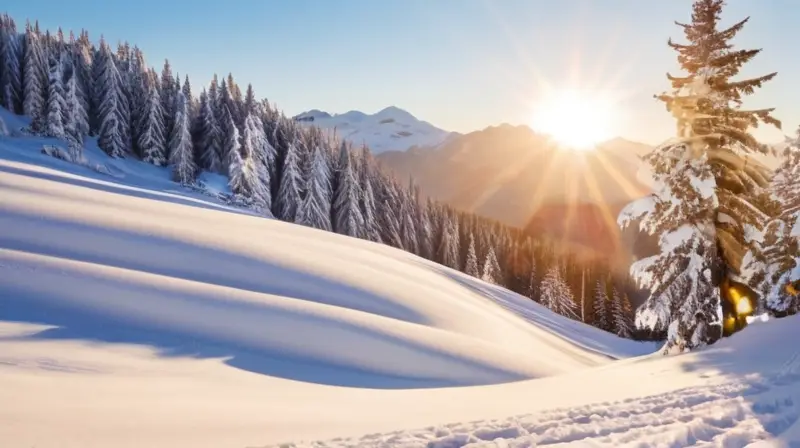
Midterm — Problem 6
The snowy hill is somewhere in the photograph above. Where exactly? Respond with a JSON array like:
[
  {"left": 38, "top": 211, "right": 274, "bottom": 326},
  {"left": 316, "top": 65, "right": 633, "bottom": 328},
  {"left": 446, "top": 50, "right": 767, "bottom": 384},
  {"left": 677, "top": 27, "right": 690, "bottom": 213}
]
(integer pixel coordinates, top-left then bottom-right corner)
[
  {"left": 2, "top": 110, "right": 799, "bottom": 448},
  {"left": 0, "top": 108, "right": 665, "bottom": 447},
  {"left": 293, "top": 106, "right": 456, "bottom": 153}
]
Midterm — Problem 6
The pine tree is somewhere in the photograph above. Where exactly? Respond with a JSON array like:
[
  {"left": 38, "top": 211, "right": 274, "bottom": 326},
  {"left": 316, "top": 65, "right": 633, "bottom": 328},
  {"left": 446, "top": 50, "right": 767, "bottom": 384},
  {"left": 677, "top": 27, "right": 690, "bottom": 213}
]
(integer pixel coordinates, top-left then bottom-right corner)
[
  {"left": 359, "top": 160, "right": 381, "bottom": 243},
  {"left": 619, "top": 0, "right": 779, "bottom": 351},
  {"left": 436, "top": 213, "right": 460, "bottom": 270},
  {"left": 297, "top": 142, "right": 332, "bottom": 231},
  {"left": 0, "top": 16, "right": 22, "bottom": 112},
  {"left": 198, "top": 88, "right": 223, "bottom": 172},
  {"left": 481, "top": 246, "right": 501, "bottom": 284},
  {"left": 276, "top": 127, "right": 303, "bottom": 222},
  {"left": 44, "top": 55, "right": 66, "bottom": 139},
  {"left": 228, "top": 143, "right": 249, "bottom": 198},
  {"left": 64, "top": 66, "right": 89, "bottom": 146},
  {"left": 160, "top": 59, "right": 175, "bottom": 138},
  {"left": 540, "top": 266, "right": 578, "bottom": 319},
  {"left": 332, "top": 141, "right": 364, "bottom": 237},
  {"left": 464, "top": 233, "right": 480, "bottom": 277},
  {"left": 94, "top": 39, "right": 127, "bottom": 157},
  {"left": 181, "top": 74, "right": 194, "bottom": 119},
  {"left": 593, "top": 280, "right": 609, "bottom": 331},
  {"left": 240, "top": 113, "right": 273, "bottom": 214},
  {"left": 137, "top": 71, "right": 166, "bottom": 166},
  {"left": 399, "top": 192, "right": 418, "bottom": 253},
  {"left": 23, "top": 23, "right": 47, "bottom": 127},
  {"left": 620, "top": 143, "right": 721, "bottom": 350},
  {"left": 169, "top": 92, "right": 195, "bottom": 185},
  {"left": 612, "top": 287, "right": 633, "bottom": 339}
]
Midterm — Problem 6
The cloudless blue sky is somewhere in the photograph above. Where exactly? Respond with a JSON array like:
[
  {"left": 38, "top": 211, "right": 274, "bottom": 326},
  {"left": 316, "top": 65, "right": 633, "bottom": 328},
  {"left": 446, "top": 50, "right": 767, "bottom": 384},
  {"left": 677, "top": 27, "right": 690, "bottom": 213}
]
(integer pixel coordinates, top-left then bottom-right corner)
[{"left": 3, "top": 0, "right": 798, "bottom": 144}]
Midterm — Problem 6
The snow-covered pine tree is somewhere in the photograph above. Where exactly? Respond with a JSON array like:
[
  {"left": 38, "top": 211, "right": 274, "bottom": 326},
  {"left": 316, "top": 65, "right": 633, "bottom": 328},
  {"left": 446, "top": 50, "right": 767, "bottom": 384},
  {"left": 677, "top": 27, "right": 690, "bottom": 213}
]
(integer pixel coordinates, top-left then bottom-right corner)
[
  {"left": 296, "top": 142, "right": 332, "bottom": 231},
  {"left": 611, "top": 287, "right": 634, "bottom": 339},
  {"left": 481, "top": 246, "right": 501, "bottom": 284},
  {"left": 44, "top": 54, "right": 67, "bottom": 139},
  {"left": 593, "top": 280, "right": 610, "bottom": 331},
  {"left": 241, "top": 113, "right": 272, "bottom": 215},
  {"left": 746, "top": 219, "right": 800, "bottom": 315},
  {"left": 168, "top": 91, "right": 195, "bottom": 185},
  {"left": 358, "top": 157, "right": 381, "bottom": 243},
  {"left": 0, "top": 15, "right": 22, "bottom": 113},
  {"left": 198, "top": 86, "right": 223, "bottom": 172},
  {"left": 64, "top": 66, "right": 89, "bottom": 147},
  {"left": 181, "top": 74, "right": 194, "bottom": 120},
  {"left": 71, "top": 30, "right": 93, "bottom": 134},
  {"left": 464, "top": 233, "right": 480, "bottom": 277},
  {"left": 399, "top": 191, "right": 418, "bottom": 253},
  {"left": 276, "top": 126, "right": 304, "bottom": 222},
  {"left": 94, "top": 38, "right": 127, "bottom": 158},
  {"left": 137, "top": 71, "right": 166, "bottom": 166},
  {"left": 227, "top": 142, "right": 249, "bottom": 199},
  {"left": 332, "top": 141, "right": 364, "bottom": 237},
  {"left": 540, "top": 266, "right": 578, "bottom": 319},
  {"left": 23, "top": 22, "right": 47, "bottom": 128},
  {"left": 160, "top": 59, "right": 175, "bottom": 139},
  {"left": 619, "top": 0, "right": 780, "bottom": 351},
  {"left": 436, "top": 213, "right": 460, "bottom": 270},
  {"left": 620, "top": 143, "right": 721, "bottom": 350},
  {"left": 244, "top": 83, "right": 256, "bottom": 117}
]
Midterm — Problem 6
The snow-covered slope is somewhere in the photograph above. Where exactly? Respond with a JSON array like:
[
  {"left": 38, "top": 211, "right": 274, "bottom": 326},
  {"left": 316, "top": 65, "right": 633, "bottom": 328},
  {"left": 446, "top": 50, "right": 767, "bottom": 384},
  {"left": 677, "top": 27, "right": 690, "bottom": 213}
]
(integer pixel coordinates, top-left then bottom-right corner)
[
  {"left": 1, "top": 108, "right": 798, "bottom": 448},
  {"left": 294, "top": 106, "right": 456, "bottom": 153},
  {"left": 0, "top": 108, "right": 655, "bottom": 447}
]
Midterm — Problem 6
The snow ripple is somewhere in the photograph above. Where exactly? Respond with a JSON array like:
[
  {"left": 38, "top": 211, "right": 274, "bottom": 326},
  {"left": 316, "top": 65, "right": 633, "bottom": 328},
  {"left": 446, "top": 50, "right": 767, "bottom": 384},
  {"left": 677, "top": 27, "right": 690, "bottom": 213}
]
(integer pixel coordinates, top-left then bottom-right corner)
[{"left": 272, "top": 357, "right": 800, "bottom": 448}]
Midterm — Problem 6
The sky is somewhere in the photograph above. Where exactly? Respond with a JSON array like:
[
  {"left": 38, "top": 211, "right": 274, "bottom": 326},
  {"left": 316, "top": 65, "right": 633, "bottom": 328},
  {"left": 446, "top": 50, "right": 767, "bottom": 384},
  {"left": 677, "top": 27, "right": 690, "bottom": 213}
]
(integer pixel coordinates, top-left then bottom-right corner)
[{"left": 3, "top": 0, "right": 799, "bottom": 145}]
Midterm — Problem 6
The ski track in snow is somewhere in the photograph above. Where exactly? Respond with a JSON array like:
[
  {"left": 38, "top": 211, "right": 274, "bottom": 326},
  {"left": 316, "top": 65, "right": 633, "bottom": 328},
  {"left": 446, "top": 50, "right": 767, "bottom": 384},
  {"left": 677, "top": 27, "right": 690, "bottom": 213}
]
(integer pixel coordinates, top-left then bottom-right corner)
[{"left": 270, "top": 352, "right": 800, "bottom": 448}]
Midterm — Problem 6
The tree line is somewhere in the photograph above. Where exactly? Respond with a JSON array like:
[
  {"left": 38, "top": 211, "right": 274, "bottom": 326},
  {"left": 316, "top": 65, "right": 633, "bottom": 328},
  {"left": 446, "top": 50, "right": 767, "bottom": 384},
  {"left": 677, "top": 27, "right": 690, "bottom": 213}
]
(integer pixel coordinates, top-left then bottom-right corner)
[{"left": 0, "top": 14, "right": 638, "bottom": 338}]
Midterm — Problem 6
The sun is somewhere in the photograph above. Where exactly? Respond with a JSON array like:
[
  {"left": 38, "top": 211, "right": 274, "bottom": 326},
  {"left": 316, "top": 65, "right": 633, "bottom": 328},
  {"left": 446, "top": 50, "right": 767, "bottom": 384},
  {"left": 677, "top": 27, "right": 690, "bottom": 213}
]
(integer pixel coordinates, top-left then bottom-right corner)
[{"left": 530, "top": 89, "right": 616, "bottom": 151}]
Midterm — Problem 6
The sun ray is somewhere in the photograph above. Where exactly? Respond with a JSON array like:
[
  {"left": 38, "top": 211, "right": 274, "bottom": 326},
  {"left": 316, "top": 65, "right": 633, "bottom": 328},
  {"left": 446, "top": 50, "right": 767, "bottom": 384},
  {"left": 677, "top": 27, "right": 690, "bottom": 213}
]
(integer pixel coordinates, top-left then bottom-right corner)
[
  {"left": 592, "top": 149, "right": 649, "bottom": 199},
  {"left": 581, "top": 154, "right": 626, "bottom": 257}
]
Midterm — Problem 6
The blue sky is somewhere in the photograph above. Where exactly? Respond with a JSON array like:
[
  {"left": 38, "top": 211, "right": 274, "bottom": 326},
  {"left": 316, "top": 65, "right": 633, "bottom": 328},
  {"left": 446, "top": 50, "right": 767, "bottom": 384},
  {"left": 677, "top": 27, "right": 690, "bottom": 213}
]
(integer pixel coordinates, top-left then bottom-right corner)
[{"left": 4, "top": 0, "right": 797, "bottom": 144}]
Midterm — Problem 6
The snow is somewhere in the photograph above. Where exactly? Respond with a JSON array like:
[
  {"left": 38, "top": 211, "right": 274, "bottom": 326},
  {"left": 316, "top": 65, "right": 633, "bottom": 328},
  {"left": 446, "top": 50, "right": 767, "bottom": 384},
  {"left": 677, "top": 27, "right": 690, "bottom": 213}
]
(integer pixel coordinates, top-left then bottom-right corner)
[
  {"left": 1, "top": 106, "right": 799, "bottom": 447},
  {"left": 294, "top": 106, "right": 457, "bottom": 153}
]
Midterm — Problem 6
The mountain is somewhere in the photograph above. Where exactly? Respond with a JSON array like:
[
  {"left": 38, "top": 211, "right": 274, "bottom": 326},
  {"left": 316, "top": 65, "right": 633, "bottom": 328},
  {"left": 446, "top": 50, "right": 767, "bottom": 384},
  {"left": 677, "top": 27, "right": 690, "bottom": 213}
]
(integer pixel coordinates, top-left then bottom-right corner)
[
  {"left": 293, "top": 106, "right": 457, "bottom": 153},
  {"left": 377, "top": 124, "right": 654, "bottom": 263}
]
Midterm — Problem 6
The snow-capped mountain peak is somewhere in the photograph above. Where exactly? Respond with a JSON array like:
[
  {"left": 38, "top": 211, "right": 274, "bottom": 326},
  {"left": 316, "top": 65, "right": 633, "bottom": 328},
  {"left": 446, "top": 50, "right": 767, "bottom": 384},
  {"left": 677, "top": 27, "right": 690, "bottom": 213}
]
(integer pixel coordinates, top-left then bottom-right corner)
[{"left": 293, "top": 106, "right": 457, "bottom": 154}]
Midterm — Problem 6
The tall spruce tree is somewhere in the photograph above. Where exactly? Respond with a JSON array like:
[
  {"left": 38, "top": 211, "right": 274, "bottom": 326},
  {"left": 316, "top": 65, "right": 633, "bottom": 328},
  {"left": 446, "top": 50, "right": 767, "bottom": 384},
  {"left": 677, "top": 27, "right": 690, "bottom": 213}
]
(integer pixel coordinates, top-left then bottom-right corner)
[
  {"left": 332, "top": 141, "right": 364, "bottom": 237},
  {"left": 0, "top": 15, "right": 22, "bottom": 112},
  {"left": 64, "top": 65, "right": 89, "bottom": 146},
  {"left": 23, "top": 22, "right": 47, "bottom": 127},
  {"left": 137, "top": 71, "right": 166, "bottom": 165},
  {"left": 620, "top": 0, "right": 780, "bottom": 350},
  {"left": 481, "top": 246, "right": 501, "bottom": 284},
  {"left": 297, "top": 142, "right": 332, "bottom": 231},
  {"left": 44, "top": 55, "right": 67, "bottom": 139},
  {"left": 464, "top": 233, "right": 480, "bottom": 278},
  {"left": 94, "top": 39, "right": 127, "bottom": 157},
  {"left": 612, "top": 287, "right": 634, "bottom": 339},
  {"left": 276, "top": 126, "right": 304, "bottom": 222},
  {"left": 593, "top": 280, "right": 609, "bottom": 331},
  {"left": 168, "top": 91, "right": 195, "bottom": 185},
  {"left": 540, "top": 266, "right": 578, "bottom": 319}
]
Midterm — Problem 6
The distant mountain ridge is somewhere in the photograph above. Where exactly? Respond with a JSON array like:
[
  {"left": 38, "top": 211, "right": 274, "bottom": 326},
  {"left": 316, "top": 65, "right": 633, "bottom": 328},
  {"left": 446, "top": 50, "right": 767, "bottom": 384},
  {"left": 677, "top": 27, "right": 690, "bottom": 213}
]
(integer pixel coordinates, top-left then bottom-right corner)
[
  {"left": 376, "top": 124, "right": 654, "bottom": 264},
  {"left": 293, "top": 106, "right": 457, "bottom": 154}
]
